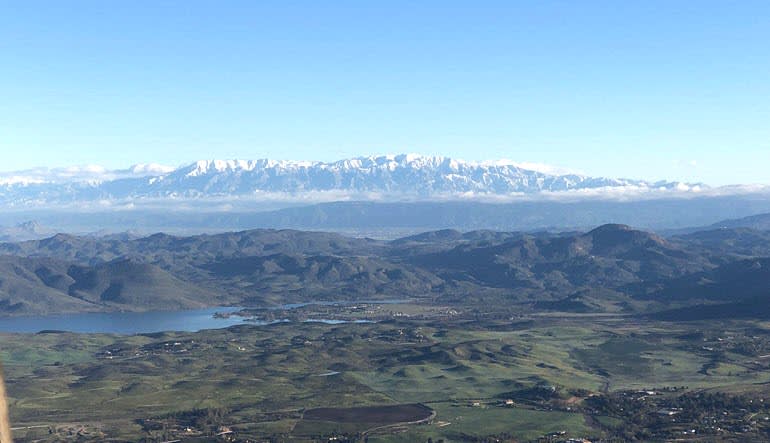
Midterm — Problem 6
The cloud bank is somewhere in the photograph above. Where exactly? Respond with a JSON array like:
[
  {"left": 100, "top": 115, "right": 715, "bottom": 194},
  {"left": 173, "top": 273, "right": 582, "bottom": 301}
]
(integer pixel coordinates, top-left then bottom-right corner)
[{"left": 0, "top": 163, "right": 176, "bottom": 185}]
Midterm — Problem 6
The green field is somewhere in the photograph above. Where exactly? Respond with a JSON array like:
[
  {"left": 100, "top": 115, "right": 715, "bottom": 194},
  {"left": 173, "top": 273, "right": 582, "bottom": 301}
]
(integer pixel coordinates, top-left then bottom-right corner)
[{"left": 4, "top": 315, "right": 770, "bottom": 441}]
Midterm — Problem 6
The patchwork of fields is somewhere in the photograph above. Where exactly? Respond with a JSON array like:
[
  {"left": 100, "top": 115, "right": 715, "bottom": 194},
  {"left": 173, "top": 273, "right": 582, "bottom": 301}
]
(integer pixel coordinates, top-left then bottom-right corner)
[{"left": 4, "top": 311, "right": 770, "bottom": 441}]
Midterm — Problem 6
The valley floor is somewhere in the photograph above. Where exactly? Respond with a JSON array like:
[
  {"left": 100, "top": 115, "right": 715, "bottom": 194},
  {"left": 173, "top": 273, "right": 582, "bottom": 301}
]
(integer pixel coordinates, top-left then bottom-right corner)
[{"left": 3, "top": 307, "right": 770, "bottom": 442}]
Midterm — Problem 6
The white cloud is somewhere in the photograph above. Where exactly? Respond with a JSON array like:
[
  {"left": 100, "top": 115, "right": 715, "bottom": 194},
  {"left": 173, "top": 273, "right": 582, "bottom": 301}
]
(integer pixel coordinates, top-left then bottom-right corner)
[
  {"left": 0, "top": 163, "right": 176, "bottom": 185},
  {"left": 127, "top": 163, "right": 176, "bottom": 175},
  {"left": 4, "top": 183, "right": 767, "bottom": 213}
]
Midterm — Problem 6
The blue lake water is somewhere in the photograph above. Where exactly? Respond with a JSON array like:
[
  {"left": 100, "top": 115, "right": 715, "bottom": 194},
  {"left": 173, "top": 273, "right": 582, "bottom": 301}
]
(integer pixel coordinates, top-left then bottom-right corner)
[
  {"left": 0, "top": 307, "right": 246, "bottom": 334},
  {"left": 0, "top": 299, "right": 403, "bottom": 334}
]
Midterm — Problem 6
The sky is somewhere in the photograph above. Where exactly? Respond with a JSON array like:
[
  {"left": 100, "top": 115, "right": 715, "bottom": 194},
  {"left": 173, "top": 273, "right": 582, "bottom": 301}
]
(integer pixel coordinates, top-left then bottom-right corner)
[{"left": 1, "top": 1, "right": 769, "bottom": 186}]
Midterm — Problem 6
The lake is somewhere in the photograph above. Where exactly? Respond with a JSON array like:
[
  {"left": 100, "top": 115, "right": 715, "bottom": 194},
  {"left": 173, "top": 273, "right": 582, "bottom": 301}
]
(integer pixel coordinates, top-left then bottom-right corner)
[
  {"left": 0, "top": 306, "right": 386, "bottom": 334},
  {"left": 0, "top": 307, "right": 246, "bottom": 334},
  {"left": 0, "top": 299, "right": 405, "bottom": 334}
]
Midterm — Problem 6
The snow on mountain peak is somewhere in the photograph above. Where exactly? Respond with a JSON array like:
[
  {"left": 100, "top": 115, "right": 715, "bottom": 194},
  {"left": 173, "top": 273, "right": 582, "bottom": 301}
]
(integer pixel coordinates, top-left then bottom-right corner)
[{"left": 0, "top": 154, "right": 706, "bottom": 207}]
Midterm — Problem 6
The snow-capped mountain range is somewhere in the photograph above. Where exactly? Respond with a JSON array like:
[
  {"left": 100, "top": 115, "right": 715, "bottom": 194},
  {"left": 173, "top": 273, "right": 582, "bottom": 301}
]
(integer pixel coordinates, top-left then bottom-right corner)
[{"left": 0, "top": 154, "right": 703, "bottom": 207}]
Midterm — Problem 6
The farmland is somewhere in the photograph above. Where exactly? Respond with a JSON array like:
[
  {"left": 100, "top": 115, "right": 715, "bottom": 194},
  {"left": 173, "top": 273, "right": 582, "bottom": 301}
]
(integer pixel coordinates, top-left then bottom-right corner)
[{"left": 4, "top": 308, "right": 770, "bottom": 442}]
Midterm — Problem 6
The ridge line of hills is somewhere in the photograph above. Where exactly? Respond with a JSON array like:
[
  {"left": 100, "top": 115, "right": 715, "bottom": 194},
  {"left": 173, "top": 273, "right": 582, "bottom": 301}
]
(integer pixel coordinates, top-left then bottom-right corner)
[
  {"left": 6, "top": 197, "right": 770, "bottom": 239},
  {"left": 2, "top": 223, "right": 770, "bottom": 320}
]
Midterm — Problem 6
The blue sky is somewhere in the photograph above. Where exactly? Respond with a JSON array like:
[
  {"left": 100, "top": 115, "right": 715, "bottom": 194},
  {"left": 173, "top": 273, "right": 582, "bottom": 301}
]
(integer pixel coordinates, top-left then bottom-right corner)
[{"left": 1, "top": 1, "right": 768, "bottom": 185}]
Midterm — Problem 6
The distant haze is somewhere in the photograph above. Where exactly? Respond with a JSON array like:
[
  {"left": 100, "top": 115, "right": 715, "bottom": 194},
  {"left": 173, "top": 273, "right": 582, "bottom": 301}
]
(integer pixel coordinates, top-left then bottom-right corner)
[{"left": 1, "top": 154, "right": 769, "bottom": 237}]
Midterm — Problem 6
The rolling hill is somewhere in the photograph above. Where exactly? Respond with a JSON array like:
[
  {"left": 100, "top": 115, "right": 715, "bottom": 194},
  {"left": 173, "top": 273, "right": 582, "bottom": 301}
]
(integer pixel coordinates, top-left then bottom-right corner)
[{"left": 2, "top": 224, "right": 770, "bottom": 317}]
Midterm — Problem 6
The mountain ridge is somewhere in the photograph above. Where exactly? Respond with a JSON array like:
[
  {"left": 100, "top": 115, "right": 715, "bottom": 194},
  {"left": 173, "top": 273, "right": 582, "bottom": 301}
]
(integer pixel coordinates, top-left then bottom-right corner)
[
  {"left": 0, "top": 154, "right": 702, "bottom": 206},
  {"left": 5, "top": 223, "right": 770, "bottom": 317}
]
